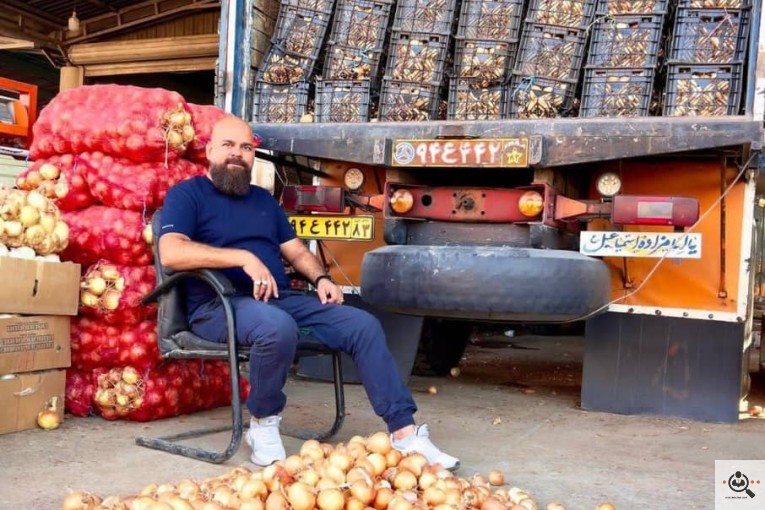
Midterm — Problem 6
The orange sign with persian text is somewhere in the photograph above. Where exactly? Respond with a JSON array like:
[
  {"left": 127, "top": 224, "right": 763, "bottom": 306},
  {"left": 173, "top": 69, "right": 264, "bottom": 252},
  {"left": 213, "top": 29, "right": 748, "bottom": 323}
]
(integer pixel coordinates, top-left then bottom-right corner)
[{"left": 391, "top": 138, "right": 529, "bottom": 168}]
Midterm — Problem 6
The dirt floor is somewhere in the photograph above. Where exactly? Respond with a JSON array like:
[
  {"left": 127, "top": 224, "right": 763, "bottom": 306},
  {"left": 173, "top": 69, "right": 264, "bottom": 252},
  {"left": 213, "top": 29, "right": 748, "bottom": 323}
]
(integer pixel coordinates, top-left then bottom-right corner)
[{"left": 2, "top": 334, "right": 765, "bottom": 510}]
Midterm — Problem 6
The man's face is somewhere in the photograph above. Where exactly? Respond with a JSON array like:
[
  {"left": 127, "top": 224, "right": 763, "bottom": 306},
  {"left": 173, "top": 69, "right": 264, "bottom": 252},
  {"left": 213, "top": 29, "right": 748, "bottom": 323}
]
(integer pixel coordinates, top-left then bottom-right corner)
[{"left": 206, "top": 118, "right": 257, "bottom": 196}]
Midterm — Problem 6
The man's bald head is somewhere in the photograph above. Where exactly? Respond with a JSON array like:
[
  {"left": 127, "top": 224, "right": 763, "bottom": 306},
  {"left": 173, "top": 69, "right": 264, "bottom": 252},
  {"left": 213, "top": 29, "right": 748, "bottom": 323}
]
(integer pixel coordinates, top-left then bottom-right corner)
[{"left": 206, "top": 116, "right": 257, "bottom": 196}]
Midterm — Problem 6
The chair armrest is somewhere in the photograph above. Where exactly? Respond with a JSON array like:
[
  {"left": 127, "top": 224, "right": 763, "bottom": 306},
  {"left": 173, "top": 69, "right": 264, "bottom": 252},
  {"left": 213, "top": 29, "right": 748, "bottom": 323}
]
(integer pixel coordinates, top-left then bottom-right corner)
[{"left": 141, "top": 269, "right": 236, "bottom": 306}]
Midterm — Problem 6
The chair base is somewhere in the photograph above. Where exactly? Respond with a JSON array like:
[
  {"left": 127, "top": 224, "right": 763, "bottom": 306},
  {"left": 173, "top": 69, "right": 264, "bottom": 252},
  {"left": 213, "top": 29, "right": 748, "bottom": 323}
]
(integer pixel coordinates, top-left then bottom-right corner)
[{"left": 135, "top": 351, "right": 345, "bottom": 464}]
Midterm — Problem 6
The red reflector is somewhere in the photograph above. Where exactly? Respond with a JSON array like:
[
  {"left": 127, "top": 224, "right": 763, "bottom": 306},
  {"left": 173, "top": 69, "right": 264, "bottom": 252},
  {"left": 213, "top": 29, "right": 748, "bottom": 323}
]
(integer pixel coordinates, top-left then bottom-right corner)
[
  {"left": 282, "top": 185, "right": 345, "bottom": 213},
  {"left": 612, "top": 195, "right": 699, "bottom": 227}
]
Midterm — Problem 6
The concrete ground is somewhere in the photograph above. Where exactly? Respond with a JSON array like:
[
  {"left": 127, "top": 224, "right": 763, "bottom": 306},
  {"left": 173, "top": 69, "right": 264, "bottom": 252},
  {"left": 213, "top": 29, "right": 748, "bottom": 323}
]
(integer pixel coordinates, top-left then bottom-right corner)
[{"left": 2, "top": 334, "right": 765, "bottom": 510}]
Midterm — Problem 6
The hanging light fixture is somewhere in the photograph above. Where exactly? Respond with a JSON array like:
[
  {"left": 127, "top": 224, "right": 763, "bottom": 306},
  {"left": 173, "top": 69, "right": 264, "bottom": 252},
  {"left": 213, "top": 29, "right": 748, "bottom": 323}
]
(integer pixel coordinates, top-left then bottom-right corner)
[{"left": 67, "top": 0, "right": 80, "bottom": 33}]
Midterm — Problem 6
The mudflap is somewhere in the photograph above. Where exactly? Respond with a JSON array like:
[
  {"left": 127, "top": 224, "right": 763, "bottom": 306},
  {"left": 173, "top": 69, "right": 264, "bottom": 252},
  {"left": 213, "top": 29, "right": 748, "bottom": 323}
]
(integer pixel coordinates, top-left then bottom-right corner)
[
  {"left": 296, "top": 293, "right": 423, "bottom": 385},
  {"left": 582, "top": 312, "right": 749, "bottom": 423}
]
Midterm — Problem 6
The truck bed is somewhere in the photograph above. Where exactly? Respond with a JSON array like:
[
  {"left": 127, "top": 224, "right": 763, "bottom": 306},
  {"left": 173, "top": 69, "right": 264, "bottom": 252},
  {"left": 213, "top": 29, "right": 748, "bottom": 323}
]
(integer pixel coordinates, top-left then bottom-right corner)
[{"left": 252, "top": 115, "right": 762, "bottom": 167}]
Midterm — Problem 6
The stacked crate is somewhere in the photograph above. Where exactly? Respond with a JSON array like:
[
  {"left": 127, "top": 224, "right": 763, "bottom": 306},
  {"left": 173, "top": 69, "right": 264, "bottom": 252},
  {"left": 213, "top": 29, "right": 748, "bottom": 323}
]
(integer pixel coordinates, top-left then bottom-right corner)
[
  {"left": 252, "top": 0, "right": 336, "bottom": 123},
  {"left": 580, "top": 0, "right": 670, "bottom": 118},
  {"left": 507, "top": 0, "right": 596, "bottom": 119},
  {"left": 378, "top": 0, "right": 458, "bottom": 121},
  {"left": 663, "top": 0, "right": 752, "bottom": 117},
  {"left": 447, "top": 0, "right": 525, "bottom": 120},
  {"left": 316, "top": 0, "right": 393, "bottom": 122}
]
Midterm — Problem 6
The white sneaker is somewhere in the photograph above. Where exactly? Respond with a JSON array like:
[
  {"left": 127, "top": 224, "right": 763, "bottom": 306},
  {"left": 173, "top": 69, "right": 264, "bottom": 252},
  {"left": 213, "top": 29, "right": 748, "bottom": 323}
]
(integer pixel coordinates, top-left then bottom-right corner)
[
  {"left": 245, "top": 416, "right": 286, "bottom": 466},
  {"left": 391, "top": 424, "right": 460, "bottom": 471}
]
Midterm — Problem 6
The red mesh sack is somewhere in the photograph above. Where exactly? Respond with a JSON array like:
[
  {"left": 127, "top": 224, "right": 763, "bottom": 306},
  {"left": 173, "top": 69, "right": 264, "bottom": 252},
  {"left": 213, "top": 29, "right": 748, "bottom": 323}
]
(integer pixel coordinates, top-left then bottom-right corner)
[
  {"left": 80, "top": 152, "right": 160, "bottom": 211},
  {"left": 155, "top": 158, "right": 208, "bottom": 204},
  {"left": 71, "top": 317, "right": 161, "bottom": 372},
  {"left": 61, "top": 206, "right": 152, "bottom": 266},
  {"left": 92, "top": 361, "right": 250, "bottom": 422},
  {"left": 79, "top": 261, "right": 157, "bottom": 325},
  {"left": 16, "top": 154, "right": 94, "bottom": 211},
  {"left": 186, "top": 103, "right": 228, "bottom": 165},
  {"left": 30, "top": 84, "right": 195, "bottom": 163},
  {"left": 65, "top": 368, "right": 97, "bottom": 417}
]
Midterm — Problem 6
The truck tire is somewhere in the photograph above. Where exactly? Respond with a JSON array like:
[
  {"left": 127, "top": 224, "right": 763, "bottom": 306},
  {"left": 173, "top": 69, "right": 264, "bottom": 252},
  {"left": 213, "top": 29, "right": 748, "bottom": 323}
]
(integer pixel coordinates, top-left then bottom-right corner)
[
  {"left": 413, "top": 319, "right": 471, "bottom": 376},
  {"left": 361, "top": 246, "right": 611, "bottom": 322}
]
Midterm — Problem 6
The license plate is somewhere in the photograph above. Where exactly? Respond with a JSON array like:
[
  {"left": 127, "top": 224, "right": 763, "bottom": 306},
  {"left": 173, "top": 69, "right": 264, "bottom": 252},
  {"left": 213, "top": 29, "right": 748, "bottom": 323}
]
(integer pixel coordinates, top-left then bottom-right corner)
[{"left": 288, "top": 215, "right": 375, "bottom": 241}]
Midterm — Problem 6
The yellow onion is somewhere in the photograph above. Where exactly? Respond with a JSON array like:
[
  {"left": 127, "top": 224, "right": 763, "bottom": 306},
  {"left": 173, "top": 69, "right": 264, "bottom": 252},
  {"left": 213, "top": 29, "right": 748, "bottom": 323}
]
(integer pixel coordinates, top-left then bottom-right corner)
[{"left": 39, "top": 163, "right": 60, "bottom": 180}]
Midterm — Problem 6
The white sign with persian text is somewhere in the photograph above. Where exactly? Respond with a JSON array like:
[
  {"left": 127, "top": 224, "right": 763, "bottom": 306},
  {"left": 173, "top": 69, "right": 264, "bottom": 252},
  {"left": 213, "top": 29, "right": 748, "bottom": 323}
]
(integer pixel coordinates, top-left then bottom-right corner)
[{"left": 579, "top": 231, "right": 702, "bottom": 259}]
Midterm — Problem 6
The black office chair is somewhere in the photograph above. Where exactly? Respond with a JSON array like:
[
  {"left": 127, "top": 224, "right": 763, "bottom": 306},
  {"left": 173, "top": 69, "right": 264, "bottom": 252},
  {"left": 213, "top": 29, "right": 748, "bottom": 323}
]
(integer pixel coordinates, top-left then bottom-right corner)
[{"left": 135, "top": 209, "right": 345, "bottom": 463}]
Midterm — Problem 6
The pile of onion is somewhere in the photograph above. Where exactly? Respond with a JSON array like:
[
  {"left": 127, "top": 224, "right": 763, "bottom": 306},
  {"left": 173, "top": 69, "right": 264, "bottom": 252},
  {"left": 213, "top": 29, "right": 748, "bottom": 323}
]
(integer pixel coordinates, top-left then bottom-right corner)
[
  {"left": 0, "top": 187, "right": 69, "bottom": 255},
  {"left": 16, "top": 162, "right": 69, "bottom": 201},
  {"left": 94, "top": 367, "right": 144, "bottom": 418},
  {"left": 163, "top": 104, "right": 196, "bottom": 153},
  {"left": 58, "top": 432, "right": 615, "bottom": 510},
  {"left": 80, "top": 262, "right": 126, "bottom": 313}
]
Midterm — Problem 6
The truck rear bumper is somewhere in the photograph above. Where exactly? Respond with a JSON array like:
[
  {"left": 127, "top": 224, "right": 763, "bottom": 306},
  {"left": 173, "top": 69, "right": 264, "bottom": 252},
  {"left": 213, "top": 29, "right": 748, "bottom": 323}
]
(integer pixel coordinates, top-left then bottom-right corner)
[{"left": 360, "top": 245, "right": 611, "bottom": 322}]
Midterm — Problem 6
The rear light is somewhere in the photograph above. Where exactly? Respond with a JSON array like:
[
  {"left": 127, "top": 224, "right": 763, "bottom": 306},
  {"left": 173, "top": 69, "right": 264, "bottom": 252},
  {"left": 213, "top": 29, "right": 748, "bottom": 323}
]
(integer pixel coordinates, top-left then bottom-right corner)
[
  {"left": 390, "top": 189, "right": 414, "bottom": 214},
  {"left": 282, "top": 185, "right": 345, "bottom": 213},
  {"left": 519, "top": 191, "right": 544, "bottom": 217},
  {"left": 612, "top": 195, "right": 699, "bottom": 227}
]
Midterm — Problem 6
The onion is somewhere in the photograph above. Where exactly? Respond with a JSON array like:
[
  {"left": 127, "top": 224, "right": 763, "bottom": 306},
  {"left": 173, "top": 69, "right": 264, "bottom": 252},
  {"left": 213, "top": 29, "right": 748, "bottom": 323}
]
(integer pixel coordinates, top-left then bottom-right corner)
[
  {"left": 19, "top": 205, "right": 40, "bottom": 227},
  {"left": 100, "top": 265, "right": 121, "bottom": 281},
  {"left": 80, "top": 291, "right": 100, "bottom": 308},
  {"left": 365, "top": 453, "right": 386, "bottom": 476},
  {"left": 283, "top": 454, "right": 305, "bottom": 475},
  {"left": 299, "top": 468, "right": 320, "bottom": 487},
  {"left": 24, "top": 224, "right": 45, "bottom": 246},
  {"left": 4, "top": 220, "right": 23, "bottom": 237},
  {"left": 102, "top": 289, "right": 122, "bottom": 311},
  {"left": 398, "top": 454, "right": 427, "bottom": 477},
  {"left": 39, "top": 213, "right": 57, "bottom": 233},
  {"left": 83, "top": 276, "right": 107, "bottom": 296},
  {"left": 241, "top": 501, "right": 265, "bottom": 510},
  {"left": 418, "top": 471, "right": 437, "bottom": 490},
  {"left": 61, "top": 491, "right": 102, "bottom": 510},
  {"left": 546, "top": 504, "right": 567, "bottom": 510},
  {"left": 287, "top": 482, "right": 316, "bottom": 510},
  {"left": 37, "top": 396, "right": 61, "bottom": 430},
  {"left": 422, "top": 487, "right": 446, "bottom": 506},
  {"left": 239, "top": 479, "right": 268, "bottom": 500},
  {"left": 349, "top": 480, "right": 376, "bottom": 505},
  {"left": 366, "top": 432, "right": 391, "bottom": 455},
  {"left": 481, "top": 497, "right": 506, "bottom": 510},
  {"left": 265, "top": 491, "right": 288, "bottom": 510},
  {"left": 393, "top": 470, "right": 417, "bottom": 491},
  {"left": 26, "top": 190, "right": 48, "bottom": 211},
  {"left": 167, "top": 130, "right": 184, "bottom": 149},
  {"left": 595, "top": 505, "right": 615, "bottom": 510},
  {"left": 143, "top": 223, "right": 154, "bottom": 245},
  {"left": 25, "top": 170, "right": 42, "bottom": 188},
  {"left": 373, "top": 487, "right": 394, "bottom": 510},
  {"left": 387, "top": 495, "right": 412, "bottom": 510},
  {"left": 54, "top": 180, "right": 69, "bottom": 199},
  {"left": 53, "top": 220, "right": 69, "bottom": 245},
  {"left": 122, "top": 366, "right": 140, "bottom": 385},
  {"left": 317, "top": 488, "right": 345, "bottom": 510},
  {"left": 329, "top": 450, "right": 353, "bottom": 472},
  {"left": 518, "top": 498, "right": 538, "bottom": 510},
  {"left": 384, "top": 448, "right": 402, "bottom": 467},
  {"left": 182, "top": 124, "right": 196, "bottom": 143},
  {"left": 488, "top": 469, "right": 505, "bottom": 486},
  {"left": 39, "top": 163, "right": 61, "bottom": 180}
]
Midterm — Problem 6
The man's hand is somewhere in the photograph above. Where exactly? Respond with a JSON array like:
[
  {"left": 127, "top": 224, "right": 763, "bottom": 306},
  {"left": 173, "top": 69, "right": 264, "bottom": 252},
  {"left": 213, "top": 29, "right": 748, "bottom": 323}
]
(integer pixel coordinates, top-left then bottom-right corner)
[
  {"left": 317, "top": 279, "right": 344, "bottom": 305},
  {"left": 242, "top": 255, "right": 279, "bottom": 302}
]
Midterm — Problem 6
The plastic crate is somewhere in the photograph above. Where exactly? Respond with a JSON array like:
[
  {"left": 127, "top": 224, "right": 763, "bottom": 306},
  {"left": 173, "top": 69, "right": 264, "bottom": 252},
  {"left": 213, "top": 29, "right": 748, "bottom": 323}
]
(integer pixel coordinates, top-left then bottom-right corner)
[
  {"left": 391, "top": 0, "right": 459, "bottom": 35},
  {"left": 323, "top": 43, "right": 385, "bottom": 82},
  {"left": 595, "top": 0, "right": 669, "bottom": 14},
  {"left": 252, "top": 81, "right": 310, "bottom": 123},
  {"left": 328, "top": 0, "right": 393, "bottom": 52},
  {"left": 385, "top": 32, "right": 450, "bottom": 84},
  {"left": 681, "top": 0, "right": 751, "bottom": 8},
  {"left": 447, "top": 78, "right": 505, "bottom": 120},
  {"left": 669, "top": 8, "right": 751, "bottom": 64},
  {"left": 456, "top": 0, "right": 524, "bottom": 41},
  {"left": 580, "top": 67, "right": 655, "bottom": 117},
  {"left": 257, "top": 45, "right": 316, "bottom": 84},
  {"left": 526, "top": 0, "right": 597, "bottom": 29},
  {"left": 379, "top": 79, "right": 441, "bottom": 121},
  {"left": 663, "top": 63, "right": 743, "bottom": 116},
  {"left": 315, "top": 79, "right": 371, "bottom": 122},
  {"left": 588, "top": 14, "right": 665, "bottom": 68},
  {"left": 506, "top": 74, "right": 577, "bottom": 118},
  {"left": 280, "top": 0, "right": 335, "bottom": 13},
  {"left": 272, "top": 6, "right": 332, "bottom": 59},
  {"left": 453, "top": 39, "right": 517, "bottom": 88},
  {"left": 515, "top": 23, "right": 588, "bottom": 81}
]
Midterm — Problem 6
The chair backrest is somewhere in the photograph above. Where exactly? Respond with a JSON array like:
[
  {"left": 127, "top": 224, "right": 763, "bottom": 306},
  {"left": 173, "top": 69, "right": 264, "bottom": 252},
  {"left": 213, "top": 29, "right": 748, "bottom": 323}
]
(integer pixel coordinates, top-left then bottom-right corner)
[{"left": 151, "top": 209, "right": 192, "bottom": 351}]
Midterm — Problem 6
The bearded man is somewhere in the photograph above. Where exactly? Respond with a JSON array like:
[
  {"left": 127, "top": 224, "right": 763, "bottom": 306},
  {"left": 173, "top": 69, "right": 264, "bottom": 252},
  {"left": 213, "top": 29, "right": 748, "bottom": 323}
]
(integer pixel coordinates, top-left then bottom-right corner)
[{"left": 158, "top": 116, "right": 459, "bottom": 469}]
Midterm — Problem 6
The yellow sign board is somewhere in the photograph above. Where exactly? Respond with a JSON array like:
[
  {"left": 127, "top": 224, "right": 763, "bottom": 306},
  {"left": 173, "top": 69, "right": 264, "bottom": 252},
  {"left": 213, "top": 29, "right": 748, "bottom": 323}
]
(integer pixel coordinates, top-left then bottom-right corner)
[
  {"left": 391, "top": 138, "right": 529, "bottom": 167},
  {"left": 288, "top": 215, "right": 375, "bottom": 241}
]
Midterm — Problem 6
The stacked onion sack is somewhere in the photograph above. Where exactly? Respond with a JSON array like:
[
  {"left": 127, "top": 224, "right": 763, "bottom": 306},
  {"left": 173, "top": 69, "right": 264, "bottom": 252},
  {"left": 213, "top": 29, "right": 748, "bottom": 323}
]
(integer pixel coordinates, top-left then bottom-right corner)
[
  {"left": 20, "top": 84, "right": 245, "bottom": 422},
  {"left": 59, "top": 432, "right": 616, "bottom": 510}
]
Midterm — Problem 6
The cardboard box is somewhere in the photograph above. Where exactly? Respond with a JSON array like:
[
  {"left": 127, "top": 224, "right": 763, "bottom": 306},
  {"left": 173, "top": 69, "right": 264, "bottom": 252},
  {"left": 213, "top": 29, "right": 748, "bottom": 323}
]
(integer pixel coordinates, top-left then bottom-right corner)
[
  {"left": 0, "top": 369, "right": 65, "bottom": 435},
  {"left": 0, "top": 315, "right": 71, "bottom": 375},
  {"left": 0, "top": 257, "right": 81, "bottom": 316}
]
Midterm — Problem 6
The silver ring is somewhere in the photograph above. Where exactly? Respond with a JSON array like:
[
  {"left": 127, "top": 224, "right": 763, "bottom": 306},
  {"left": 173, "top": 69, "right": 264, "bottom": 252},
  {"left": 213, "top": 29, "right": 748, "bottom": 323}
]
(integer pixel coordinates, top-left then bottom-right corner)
[
  {"left": 262, "top": 281, "right": 270, "bottom": 286},
  {"left": 255, "top": 280, "right": 264, "bottom": 286}
]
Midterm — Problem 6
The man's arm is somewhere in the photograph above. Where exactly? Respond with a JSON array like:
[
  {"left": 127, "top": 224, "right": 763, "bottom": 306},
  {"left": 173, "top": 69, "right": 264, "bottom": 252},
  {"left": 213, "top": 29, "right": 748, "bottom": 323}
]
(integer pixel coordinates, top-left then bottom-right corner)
[
  {"left": 159, "top": 233, "right": 279, "bottom": 300},
  {"left": 281, "top": 238, "right": 342, "bottom": 304}
]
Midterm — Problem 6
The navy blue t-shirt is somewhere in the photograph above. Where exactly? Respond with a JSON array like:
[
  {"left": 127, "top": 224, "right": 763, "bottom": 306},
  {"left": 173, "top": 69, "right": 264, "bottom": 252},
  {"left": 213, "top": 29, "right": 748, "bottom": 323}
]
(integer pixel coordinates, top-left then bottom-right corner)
[{"left": 159, "top": 176, "right": 296, "bottom": 314}]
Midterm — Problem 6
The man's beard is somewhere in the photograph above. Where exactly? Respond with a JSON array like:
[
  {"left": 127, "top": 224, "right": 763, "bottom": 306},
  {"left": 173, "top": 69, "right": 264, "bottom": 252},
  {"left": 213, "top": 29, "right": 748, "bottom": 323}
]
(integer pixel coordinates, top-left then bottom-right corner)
[{"left": 209, "top": 159, "right": 251, "bottom": 196}]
